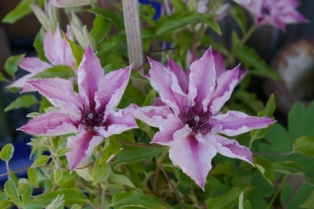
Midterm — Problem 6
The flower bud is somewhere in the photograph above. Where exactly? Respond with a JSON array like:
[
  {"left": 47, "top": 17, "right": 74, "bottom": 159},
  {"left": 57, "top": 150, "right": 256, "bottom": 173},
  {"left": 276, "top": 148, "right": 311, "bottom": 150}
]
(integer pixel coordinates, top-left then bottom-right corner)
[
  {"left": 30, "top": 4, "right": 50, "bottom": 30},
  {"left": 49, "top": 0, "right": 97, "bottom": 8},
  {"left": 71, "top": 22, "right": 88, "bottom": 49}
]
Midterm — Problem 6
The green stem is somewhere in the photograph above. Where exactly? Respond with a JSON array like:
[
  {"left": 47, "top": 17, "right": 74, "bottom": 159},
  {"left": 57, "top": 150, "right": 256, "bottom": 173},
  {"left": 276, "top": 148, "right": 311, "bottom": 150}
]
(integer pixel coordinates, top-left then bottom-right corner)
[
  {"left": 266, "top": 174, "right": 288, "bottom": 209},
  {"left": 239, "top": 24, "right": 256, "bottom": 45}
]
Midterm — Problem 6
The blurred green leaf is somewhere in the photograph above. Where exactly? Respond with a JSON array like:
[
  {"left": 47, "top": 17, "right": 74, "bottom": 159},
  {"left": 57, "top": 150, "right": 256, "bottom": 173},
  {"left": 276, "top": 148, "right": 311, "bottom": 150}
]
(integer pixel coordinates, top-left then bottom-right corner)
[
  {"left": 54, "top": 168, "right": 63, "bottom": 184},
  {"left": 31, "top": 155, "right": 50, "bottom": 168},
  {"left": 239, "top": 192, "right": 251, "bottom": 209},
  {"left": 64, "top": 34, "right": 84, "bottom": 68},
  {"left": 0, "top": 199, "right": 11, "bottom": 209},
  {"left": 253, "top": 155, "right": 275, "bottom": 185},
  {"left": 2, "top": 0, "right": 36, "bottom": 23},
  {"left": 90, "top": 16, "right": 111, "bottom": 44},
  {"left": 250, "top": 94, "right": 276, "bottom": 140},
  {"left": 33, "top": 28, "right": 48, "bottom": 62},
  {"left": 169, "top": 0, "right": 187, "bottom": 12},
  {"left": 89, "top": 7, "right": 124, "bottom": 29},
  {"left": 34, "top": 188, "right": 87, "bottom": 207},
  {"left": 112, "top": 190, "right": 165, "bottom": 209},
  {"left": 0, "top": 144, "right": 14, "bottom": 162},
  {"left": 0, "top": 72, "right": 7, "bottom": 82},
  {"left": 98, "top": 35, "right": 122, "bottom": 56},
  {"left": 293, "top": 136, "right": 314, "bottom": 157},
  {"left": 229, "top": 5, "right": 247, "bottom": 33},
  {"left": 115, "top": 143, "right": 167, "bottom": 164},
  {"left": 273, "top": 161, "right": 304, "bottom": 175},
  {"left": 4, "top": 54, "right": 24, "bottom": 77},
  {"left": 19, "top": 183, "right": 32, "bottom": 208},
  {"left": 109, "top": 172, "right": 135, "bottom": 188},
  {"left": 93, "top": 159, "right": 111, "bottom": 185},
  {"left": 143, "top": 89, "right": 156, "bottom": 106},
  {"left": 4, "top": 95, "right": 38, "bottom": 112},
  {"left": 206, "top": 187, "right": 243, "bottom": 209},
  {"left": 205, "top": 17, "right": 221, "bottom": 35},
  {"left": 55, "top": 147, "right": 72, "bottom": 156},
  {"left": 4, "top": 179, "right": 21, "bottom": 207},
  {"left": 33, "top": 65, "right": 75, "bottom": 79},
  {"left": 300, "top": 190, "right": 314, "bottom": 208}
]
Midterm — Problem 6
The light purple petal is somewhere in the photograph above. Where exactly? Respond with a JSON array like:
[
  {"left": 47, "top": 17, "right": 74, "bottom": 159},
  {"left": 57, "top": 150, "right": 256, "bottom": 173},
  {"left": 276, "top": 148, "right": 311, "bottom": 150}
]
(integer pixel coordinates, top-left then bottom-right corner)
[
  {"left": 19, "top": 57, "right": 52, "bottom": 73},
  {"left": 63, "top": 28, "right": 76, "bottom": 68},
  {"left": 18, "top": 111, "right": 78, "bottom": 136},
  {"left": 126, "top": 104, "right": 172, "bottom": 127},
  {"left": 188, "top": 48, "right": 216, "bottom": 111},
  {"left": 8, "top": 74, "right": 36, "bottom": 89},
  {"left": 209, "top": 65, "right": 240, "bottom": 115},
  {"left": 210, "top": 110, "right": 274, "bottom": 136},
  {"left": 95, "top": 66, "right": 132, "bottom": 112},
  {"left": 78, "top": 45, "right": 104, "bottom": 105},
  {"left": 44, "top": 26, "right": 65, "bottom": 66},
  {"left": 151, "top": 115, "right": 184, "bottom": 146},
  {"left": 205, "top": 133, "right": 252, "bottom": 164},
  {"left": 169, "top": 125, "right": 217, "bottom": 189},
  {"left": 66, "top": 130, "right": 103, "bottom": 170},
  {"left": 213, "top": 51, "right": 225, "bottom": 78},
  {"left": 97, "top": 110, "right": 137, "bottom": 138},
  {"left": 149, "top": 58, "right": 189, "bottom": 115},
  {"left": 26, "top": 79, "right": 83, "bottom": 118},
  {"left": 168, "top": 58, "right": 188, "bottom": 93}
]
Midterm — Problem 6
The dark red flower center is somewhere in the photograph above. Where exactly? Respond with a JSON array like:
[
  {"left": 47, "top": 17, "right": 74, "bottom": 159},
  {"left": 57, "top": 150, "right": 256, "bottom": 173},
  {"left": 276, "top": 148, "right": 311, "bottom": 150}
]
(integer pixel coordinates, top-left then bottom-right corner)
[
  {"left": 261, "top": 6, "right": 271, "bottom": 15},
  {"left": 181, "top": 107, "right": 212, "bottom": 135},
  {"left": 81, "top": 107, "right": 104, "bottom": 131}
]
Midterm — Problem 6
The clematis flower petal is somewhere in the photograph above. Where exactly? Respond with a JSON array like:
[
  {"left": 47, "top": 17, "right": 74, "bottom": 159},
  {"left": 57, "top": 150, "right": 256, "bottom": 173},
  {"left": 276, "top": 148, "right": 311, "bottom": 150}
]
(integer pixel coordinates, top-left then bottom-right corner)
[
  {"left": 98, "top": 110, "right": 137, "bottom": 138},
  {"left": 18, "top": 111, "right": 77, "bottom": 136},
  {"left": 189, "top": 48, "right": 216, "bottom": 111},
  {"left": 78, "top": 45, "right": 104, "bottom": 105},
  {"left": 209, "top": 65, "right": 240, "bottom": 115},
  {"left": 50, "top": 0, "right": 96, "bottom": 8},
  {"left": 168, "top": 58, "right": 188, "bottom": 93},
  {"left": 126, "top": 104, "right": 172, "bottom": 127},
  {"left": 19, "top": 57, "right": 52, "bottom": 73},
  {"left": 151, "top": 115, "right": 184, "bottom": 145},
  {"left": 26, "top": 78, "right": 83, "bottom": 117},
  {"left": 149, "top": 58, "right": 189, "bottom": 115},
  {"left": 44, "top": 26, "right": 66, "bottom": 66},
  {"left": 210, "top": 110, "right": 275, "bottom": 136},
  {"left": 206, "top": 133, "right": 252, "bottom": 164},
  {"left": 66, "top": 130, "right": 103, "bottom": 170},
  {"left": 95, "top": 66, "right": 132, "bottom": 112},
  {"left": 169, "top": 125, "right": 217, "bottom": 189}
]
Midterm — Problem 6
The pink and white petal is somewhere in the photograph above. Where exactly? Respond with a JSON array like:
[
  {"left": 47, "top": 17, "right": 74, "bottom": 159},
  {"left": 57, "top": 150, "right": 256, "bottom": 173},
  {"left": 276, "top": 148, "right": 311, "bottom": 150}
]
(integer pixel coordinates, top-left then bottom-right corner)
[
  {"left": 26, "top": 79, "right": 83, "bottom": 117},
  {"left": 95, "top": 66, "right": 131, "bottom": 112},
  {"left": 210, "top": 110, "right": 275, "bottom": 136},
  {"left": 209, "top": 65, "right": 240, "bottom": 114},
  {"left": 188, "top": 48, "right": 216, "bottom": 110},
  {"left": 19, "top": 57, "right": 52, "bottom": 73},
  {"left": 205, "top": 133, "right": 252, "bottom": 164},
  {"left": 151, "top": 115, "right": 184, "bottom": 146},
  {"left": 169, "top": 126, "right": 217, "bottom": 189},
  {"left": 168, "top": 58, "right": 188, "bottom": 92},
  {"left": 149, "top": 58, "right": 189, "bottom": 115},
  {"left": 78, "top": 45, "right": 104, "bottom": 104},
  {"left": 63, "top": 29, "right": 76, "bottom": 68},
  {"left": 44, "top": 26, "right": 65, "bottom": 65},
  {"left": 213, "top": 51, "right": 226, "bottom": 79},
  {"left": 125, "top": 104, "right": 172, "bottom": 127},
  {"left": 66, "top": 130, "right": 103, "bottom": 170},
  {"left": 8, "top": 74, "right": 35, "bottom": 89},
  {"left": 98, "top": 110, "right": 137, "bottom": 138},
  {"left": 18, "top": 111, "right": 78, "bottom": 136}
]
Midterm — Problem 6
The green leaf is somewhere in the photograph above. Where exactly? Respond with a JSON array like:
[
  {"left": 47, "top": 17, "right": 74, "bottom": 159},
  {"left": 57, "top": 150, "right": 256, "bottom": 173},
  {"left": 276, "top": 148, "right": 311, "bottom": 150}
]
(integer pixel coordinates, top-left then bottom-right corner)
[
  {"left": 4, "top": 179, "right": 21, "bottom": 207},
  {"left": 250, "top": 94, "right": 276, "bottom": 140},
  {"left": 239, "top": 192, "right": 251, "bottom": 209},
  {"left": 229, "top": 5, "right": 247, "bottom": 33},
  {"left": 63, "top": 34, "right": 85, "bottom": 68},
  {"left": 27, "top": 168, "right": 37, "bottom": 187},
  {"left": 99, "top": 137, "right": 121, "bottom": 164},
  {"left": 169, "top": 0, "right": 187, "bottom": 12},
  {"left": 142, "top": 89, "right": 156, "bottom": 106},
  {"left": 97, "top": 35, "right": 122, "bottom": 56},
  {"left": 206, "top": 187, "right": 243, "bottom": 209},
  {"left": 33, "top": 28, "right": 48, "bottom": 62},
  {"left": 115, "top": 143, "right": 167, "bottom": 164},
  {"left": 34, "top": 188, "right": 87, "bottom": 207},
  {"left": 112, "top": 190, "right": 165, "bottom": 209},
  {"left": 0, "top": 199, "right": 11, "bottom": 209},
  {"left": 109, "top": 172, "right": 135, "bottom": 188},
  {"left": 156, "top": 12, "right": 205, "bottom": 35},
  {"left": 0, "top": 72, "right": 7, "bottom": 82},
  {"left": 253, "top": 156, "right": 275, "bottom": 185},
  {"left": 55, "top": 147, "right": 72, "bottom": 156},
  {"left": 31, "top": 155, "right": 50, "bottom": 168},
  {"left": 4, "top": 55, "right": 24, "bottom": 77},
  {"left": 90, "top": 16, "right": 111, "bottom": 44},
  {"left": 233, "top": 45, "right": 280, "bottom": 79},
  {"left": 89, "top": 7, "right": 124, "bottom": 29},
  {"left": 0, "top": 144, "right": 14, "bottom": 162},
  {"left": 293, "top": 136, "right": 314, "bottom": 157},
  {"left": 93, "top": 159, "right": 111, "bottom": 185},
  {"left": 19, "top": 183, "right": 32, "bottom": 208},
  {"left": 300, "top": 190, "right": 314, "bottom": 208},
  {"left": 33, "top": 65, "right": 75, "bottom": 79},
  {"left": 205, "top": 17, "right": 221, "bottom": 35},
  {"left": 4, "top": 95, "right": 38, "bottom": 112},
  {"left": 273, "top": 161, "right": 304, "bottom": 175},
  {"left": 54, "top": 168, "right": 63, "bottom": 184},
  {"left": 2, "top": 0, "right": 36, "bottom": 23}
]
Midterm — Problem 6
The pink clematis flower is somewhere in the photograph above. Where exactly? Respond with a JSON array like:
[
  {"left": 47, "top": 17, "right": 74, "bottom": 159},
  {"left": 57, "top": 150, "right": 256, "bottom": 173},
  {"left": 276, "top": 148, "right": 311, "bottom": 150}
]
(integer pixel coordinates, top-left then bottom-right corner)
[
  {"left": 9, "top": 26, "right": 75, "bottom": 89},
  {"left": 19, "top": 46, "right": 137, "bottom": 170},
  {"left": 241, "top": 0, "right": 308, "bottom": 31},
  {"left": 133, "top": 48, "right": 274, "bottom": 189}
]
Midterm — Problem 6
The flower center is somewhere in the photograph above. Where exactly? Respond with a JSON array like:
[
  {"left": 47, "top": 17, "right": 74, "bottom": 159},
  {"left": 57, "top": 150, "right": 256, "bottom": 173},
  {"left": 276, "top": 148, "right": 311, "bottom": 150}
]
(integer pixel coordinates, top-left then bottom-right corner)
[
  {"left": 261, "top": 6, "right": 271, "bottom": 15},
  {"left": 81, "top": 108, "right": 104, "bottom": 131},
  {"left": 182, "top": 107, "right": 212, "bottom": 135}
]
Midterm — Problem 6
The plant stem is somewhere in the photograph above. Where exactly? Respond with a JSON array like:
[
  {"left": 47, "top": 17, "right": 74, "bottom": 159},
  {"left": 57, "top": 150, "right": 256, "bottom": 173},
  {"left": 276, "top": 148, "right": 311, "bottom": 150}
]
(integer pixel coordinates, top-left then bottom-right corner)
[
  {"left": 239, "top": 24, "right": 256, "bottom": 45},
  {"left": 266, "top": 174, "right": 288, "bottom": 209},
  {"left": 283, "top": 178, "right": 305, "bottom": 208}
]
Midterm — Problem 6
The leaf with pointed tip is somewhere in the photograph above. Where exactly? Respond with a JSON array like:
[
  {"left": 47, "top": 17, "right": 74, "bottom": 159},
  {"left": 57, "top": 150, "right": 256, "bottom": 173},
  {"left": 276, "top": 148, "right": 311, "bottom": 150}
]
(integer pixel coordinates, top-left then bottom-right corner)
[
  {"left": 0, "top": 144, "right": 14, "bottom": 162},
  {"left": 4, "top": 179, "right": 21, "bottom": 207},
  {"left": 293, "top": 136, "right": 314, "bottom": 157},
  {"left": 2, "top": 0, "right": 36, "bottom": 23},
  {"left": 4, "top": 55, "right": 24, "bottom": 77},
  {"left": 31, "top": 155, "right": 50, "bottom": 168},
  {"left": 253, "top": 156, "right": 275, "bottom": 185}
]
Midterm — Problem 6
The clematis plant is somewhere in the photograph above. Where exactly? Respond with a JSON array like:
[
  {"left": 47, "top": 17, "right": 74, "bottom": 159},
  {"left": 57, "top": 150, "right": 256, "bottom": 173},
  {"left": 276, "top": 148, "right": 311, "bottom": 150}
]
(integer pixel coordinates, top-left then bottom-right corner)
[
  {"left": 134, "top": 49, "right": 274, "bottom": 189},
  {"left": 19, "top": 46, "right": 137, "bottom": 170}
]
